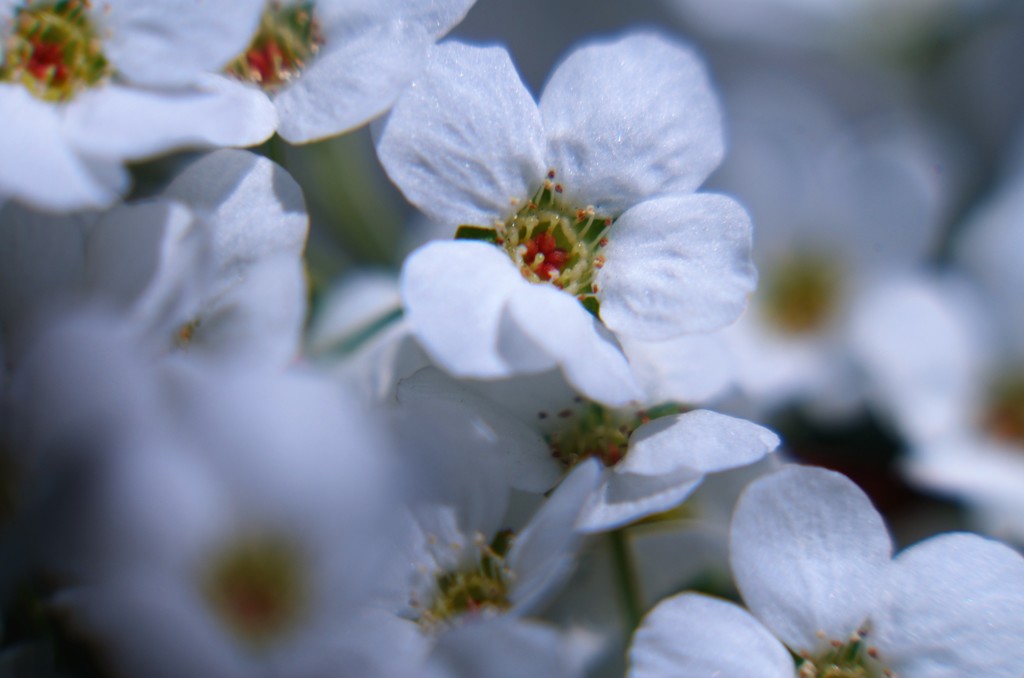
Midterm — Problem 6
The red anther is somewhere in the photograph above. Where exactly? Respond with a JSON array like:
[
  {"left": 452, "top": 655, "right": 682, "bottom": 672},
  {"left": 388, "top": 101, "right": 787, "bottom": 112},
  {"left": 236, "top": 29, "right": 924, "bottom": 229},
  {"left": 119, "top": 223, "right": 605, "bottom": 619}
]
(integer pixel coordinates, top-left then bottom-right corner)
[
  {"left": 537, "top": 262, "right": 560, "bottom": 280},
  {"left": 598, "top": 237, "right": 609, "bottom": 247},
  {"left": 523, "top": 238, "right": 540, "bottom": 263},
  {"left": 27, "top": 40, "right": 69, "bottom": 85},
  {"left": 246, "top": 40, "right": 292, "bottom": 85},
  {"left": 554, "top": 184, "right": 563, "bottom": 193},
  {"left": 536, "top": 231, "right": 557, "bottom": 253},
  {"left": 547, "top": 169, "right": 556, "bottom": 179},
  {"left": 604, "top": 218, "right": 612, "bottom": 226},
  {"left": 604, "top": 444, "right": 624, "bottom": 466},
  {"left": 546, "top": 249, "right": 567, "bottom": 269}
]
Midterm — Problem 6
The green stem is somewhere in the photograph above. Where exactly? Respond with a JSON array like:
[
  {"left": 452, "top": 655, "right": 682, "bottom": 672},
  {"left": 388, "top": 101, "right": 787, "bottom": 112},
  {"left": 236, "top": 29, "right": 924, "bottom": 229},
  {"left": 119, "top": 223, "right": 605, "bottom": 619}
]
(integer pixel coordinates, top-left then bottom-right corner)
[{"left": 609, "top": 528, "right": 642, "bottom": 632}]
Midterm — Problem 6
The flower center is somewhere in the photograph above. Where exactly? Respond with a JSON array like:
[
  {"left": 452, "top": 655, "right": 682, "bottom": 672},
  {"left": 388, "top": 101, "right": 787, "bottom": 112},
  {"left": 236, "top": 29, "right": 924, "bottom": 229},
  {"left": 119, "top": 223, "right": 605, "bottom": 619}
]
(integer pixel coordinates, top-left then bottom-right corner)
[
  {"left": 543, "top": 401, "right": 682, "bottom": 468},
  {"left": 0, "top": 0, "right": 111, "bottom": 102},
  {"left": 415, "top": 530, "right": 514, "bottom": 631},
  {"left": 760, "top": 252, "right": 842, "bottom": 335},
  {"left": 455, "top": 171, "right": 613, "bottom": 316},
  {"left": 982, "top": 372, "right": 1024, "bottom": 449},
  {"left": 797, "top": 637, "right": 886, "bottom": 678},
  {"left": 226, "top": 1, "right": 322, "bottom": 91},
  {"left": 202, "top": 535, "right": 307, "bottom": 648}
]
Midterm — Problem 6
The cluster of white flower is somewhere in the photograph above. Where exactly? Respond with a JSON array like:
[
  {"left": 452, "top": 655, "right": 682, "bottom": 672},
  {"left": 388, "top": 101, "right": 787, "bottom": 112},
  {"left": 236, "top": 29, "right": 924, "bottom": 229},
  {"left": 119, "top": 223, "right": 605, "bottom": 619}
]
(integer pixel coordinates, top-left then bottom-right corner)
[{"left": 2, "top": 1, "right": 1024, "bottom": 677}]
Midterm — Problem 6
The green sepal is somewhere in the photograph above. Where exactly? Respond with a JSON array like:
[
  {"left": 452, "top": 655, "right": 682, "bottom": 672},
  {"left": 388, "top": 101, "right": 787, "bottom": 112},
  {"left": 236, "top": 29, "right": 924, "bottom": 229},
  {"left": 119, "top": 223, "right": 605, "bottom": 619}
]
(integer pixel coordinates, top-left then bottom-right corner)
[
  {"left": 454, "top": 225, "right": 499, "bottom": 244},
  {"left": 580, "top": 296, "right": 601, "bottom": 319}
]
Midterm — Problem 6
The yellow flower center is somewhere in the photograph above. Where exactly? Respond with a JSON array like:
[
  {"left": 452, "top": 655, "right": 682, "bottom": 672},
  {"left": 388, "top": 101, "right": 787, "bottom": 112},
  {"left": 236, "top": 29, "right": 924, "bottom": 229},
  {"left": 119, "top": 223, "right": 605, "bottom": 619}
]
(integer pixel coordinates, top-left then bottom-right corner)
[
  {"left": 797, "top": 637, "right": 886, "bottom": 678},
  {"left": 543, "top": 401, "right": 682, "bottom": 468},
  {"left": 225, "top": 1, "right": 322, "bottom": 91},
  {"left": 982, "top": 372, "right": 1024, "bottom": 449},
  {"left": 761, "top": 252, "right": 842, "bottom": 335},
  {"left": 202, "top": 535, "right": 307, "bottom": 648},
  {"left": 0, "top": 0, "right": 111, "bottom": 102},
  {"left": 416, "top": 530, "right": 514, "bottom": 631},
  {"left": 456, "top": 171, "right": 614, "bottom": 317}
]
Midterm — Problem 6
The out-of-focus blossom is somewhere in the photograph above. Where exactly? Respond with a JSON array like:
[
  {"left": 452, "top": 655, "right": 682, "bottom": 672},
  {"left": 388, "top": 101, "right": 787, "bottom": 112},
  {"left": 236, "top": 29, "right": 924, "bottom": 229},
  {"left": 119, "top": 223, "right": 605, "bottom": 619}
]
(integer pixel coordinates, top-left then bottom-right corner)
[
  {"left": 628, "top": 465, "right": 1024, "bottom": 677},
  {"left": 0, "top": 0, "right": 275, "bottom": 212},
  {"left": 222, "top": 0, "right": 476, "bottom": 144},
  {"left": 853, "top": 172, "right": 1024, "bottom": 542},
  {"left": 54, "top": 361, "right": 400, "bottom": 678},
  {"left": 711, "top": 74, "right": 950, "bottom": 417},
  {"left": 0, "top": 149, "right": 308, "bottom": 371},
  {"left": 376, "top": 32, "right": 755, "bottom": 406}
]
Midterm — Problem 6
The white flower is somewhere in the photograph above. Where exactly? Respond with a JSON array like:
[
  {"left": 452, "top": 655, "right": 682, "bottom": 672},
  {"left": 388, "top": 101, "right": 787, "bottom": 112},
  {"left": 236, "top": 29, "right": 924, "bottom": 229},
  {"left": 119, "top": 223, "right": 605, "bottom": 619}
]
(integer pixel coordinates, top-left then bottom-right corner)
[
  {"left": 0, "top": 0, "right": 275, "bottom": 212},
  {"left": 397, "top": 367, "right": 779, "bottom": 531},
  {"left": 850, "top": 172, "right": 1024, "bottom": 542},
  {"left": 55, "top": 362, "right": 400, "bottom": 678},
  {"left": 222, "top": 0, "right": 476, "bottom": 143},
  {"left": 343, "top": 400, "right": 604, "bottom": 675},
  {"left": 375, "top": 32, "right": 756, "bottom": 406},
  {"left": 628, "top": 465, "right": 1024, "bottom": 677},
  {"left": 712, "top": 74, "right": 950, "bottom": 416},
  {"left": 0, "top": 149, "right": 309, "bottom": 370}
]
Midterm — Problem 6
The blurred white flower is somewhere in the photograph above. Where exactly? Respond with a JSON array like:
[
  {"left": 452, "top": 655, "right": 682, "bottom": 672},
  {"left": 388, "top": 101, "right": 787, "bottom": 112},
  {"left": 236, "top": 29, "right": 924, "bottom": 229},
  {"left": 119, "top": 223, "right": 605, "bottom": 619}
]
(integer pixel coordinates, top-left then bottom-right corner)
[
  {"left": 376, "top": 32, "right": 755, "bottom": 406},
  {"left": 852, "top": 172, "right": 1024, "bottom": 542},
  {"left": 0, "top": 149, "right": 309, "bottom": 370},
  {"left": 0, "top": 0, "right": 276, "bottom": 212},
  {"left": 222, "top": 0, "right": 476, "bottom": 144},
  {"left": 628, "top": 465, "right": 1024, "bottom": 677},
  {"left": 712, "top": 75, "right": 950, "bottom": 416},
  {"left": 54, "top": 363, "right": 400, "bottom": 678}
]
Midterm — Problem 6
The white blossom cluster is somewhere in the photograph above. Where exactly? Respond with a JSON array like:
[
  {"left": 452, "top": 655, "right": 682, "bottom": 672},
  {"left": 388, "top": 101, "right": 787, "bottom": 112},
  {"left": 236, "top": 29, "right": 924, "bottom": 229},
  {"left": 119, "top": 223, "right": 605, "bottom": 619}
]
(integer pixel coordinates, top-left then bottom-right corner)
[{"left": 2, "top": 1, "right": 1024, "bottom": 677}]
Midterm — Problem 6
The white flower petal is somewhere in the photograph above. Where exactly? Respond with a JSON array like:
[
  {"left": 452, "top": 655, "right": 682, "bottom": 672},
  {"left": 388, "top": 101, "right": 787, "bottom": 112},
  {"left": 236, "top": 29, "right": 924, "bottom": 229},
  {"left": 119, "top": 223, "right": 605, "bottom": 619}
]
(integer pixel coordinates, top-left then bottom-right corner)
[
  {"left": 619, "top": 332, "right": 734, "bottom": 405},
  {"left": 98, "top": 0, "right": 263, "bottom": 87},
  {"left": 374, "top": 41, "right": 546, "bottom": 227},
  {"left": 84, "top": 199, "right": 207, "bottom": 345},
  {"left": 182, "top": 255, "right": 306, "bottom": 368},
  {"left": 629, "top": 592, "right": 794, "bottom": 678},
  {"left": 872, "top": 533, "right": 1024, "bottom": 678},
  {"left": 161, "top": 149, "right": 308, "bottom": 295},
  {"left": 502, "top": 282, "right": 643, "bottom": 406},
  {"left": 849, "top": 273, "right": 982, "bottom": 443},
  {"left": 275, "top": 20, "right": 424, "bottom": 143},
  {"left": 65, "top": 78, "right": 276, "bottom": 161},
  {"left": 576, "top": 468, "right": 703, "bottom": 533},
  {"left": 397, "top": 368, "right": 563, "bottom": 493},
  {"left": 0, "top": 85, "right": 127, "bottom": 212},
  {"left": 509, "top": 459, "right": 600, "bottom": 613},
  {"left": 730, "top": 465, "right": 892, "bottom": 655},
  {"left": 540, "top": 31, "right": 723, "bottom": 215},
  {"left": 617, "top": 409, "right": 779, "bottom": 477},
  {"left": 426, "top": 619, "right": 590, "bottom": 678},
  {"left": 401, "top": 240, "right": 528, "bottom": 378},
  {"left": 306, "top": 270, "right": 401, "bottom": 354},
  {"left": 599, "top": 194, "right": 756, "bottom": 340}
]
